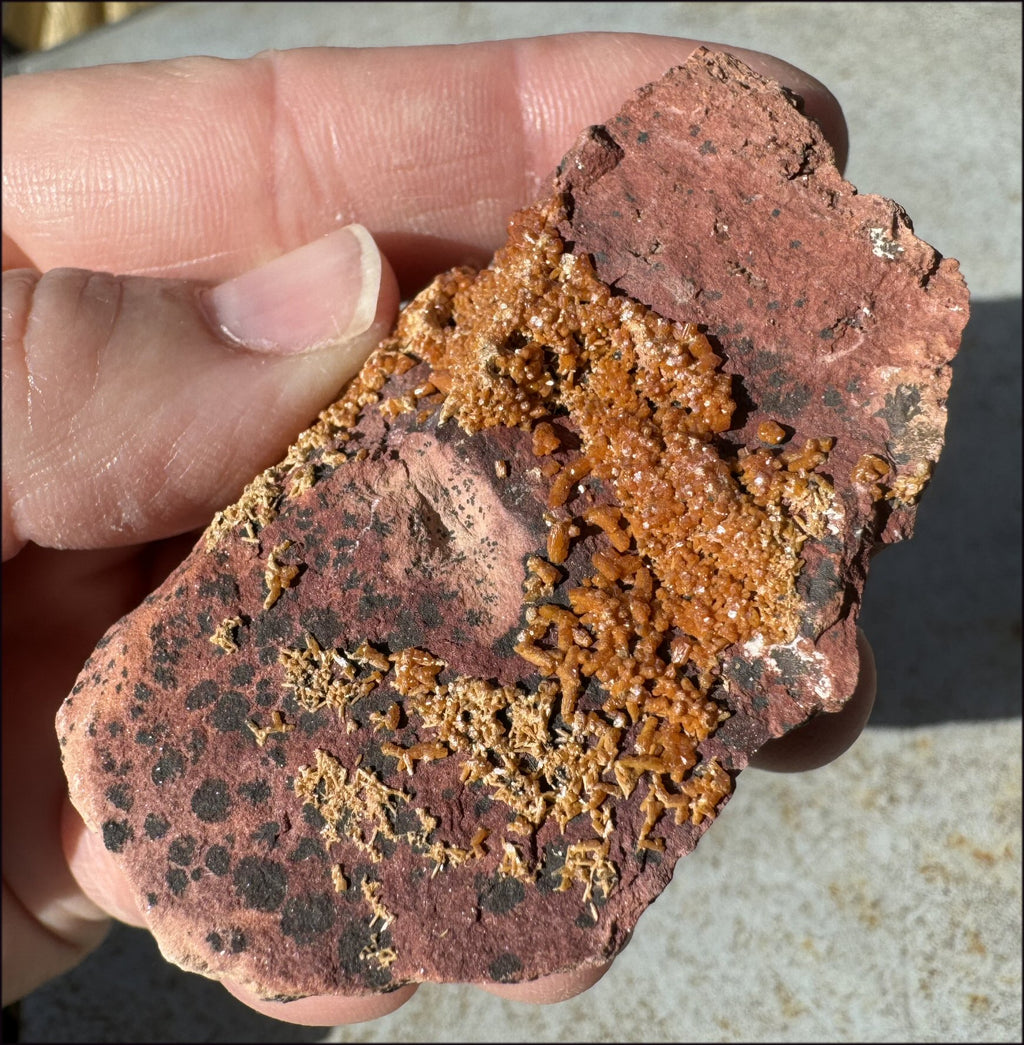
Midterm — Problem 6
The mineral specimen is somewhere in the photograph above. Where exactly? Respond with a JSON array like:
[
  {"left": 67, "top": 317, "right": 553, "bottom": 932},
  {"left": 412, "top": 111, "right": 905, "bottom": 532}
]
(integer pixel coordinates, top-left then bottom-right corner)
[{"left": 57, "top": 49, "right": 969, "bottom": 998}]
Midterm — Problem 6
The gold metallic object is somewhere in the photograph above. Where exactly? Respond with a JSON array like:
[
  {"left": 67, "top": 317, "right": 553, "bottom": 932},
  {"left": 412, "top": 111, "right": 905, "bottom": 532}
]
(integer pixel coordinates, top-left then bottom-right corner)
[{"left": 3, "top": 2, "right": 155, "bottom": 53}]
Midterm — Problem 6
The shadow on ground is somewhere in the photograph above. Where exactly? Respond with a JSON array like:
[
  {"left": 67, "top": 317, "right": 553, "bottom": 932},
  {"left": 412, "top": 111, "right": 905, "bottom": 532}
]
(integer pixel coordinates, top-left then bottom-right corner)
[
  {"left": 859, "top": 297, "right": 1022, "bottom": 725},
  {"left": 11, "top": 923, "right": 333, "bottom": 1043}
]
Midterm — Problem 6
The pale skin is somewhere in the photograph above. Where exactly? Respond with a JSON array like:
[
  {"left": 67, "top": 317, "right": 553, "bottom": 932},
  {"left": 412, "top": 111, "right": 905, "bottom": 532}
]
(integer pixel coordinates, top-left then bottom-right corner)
[{"left": 2, "top": 33, "right": 874, "bottom": 1025}]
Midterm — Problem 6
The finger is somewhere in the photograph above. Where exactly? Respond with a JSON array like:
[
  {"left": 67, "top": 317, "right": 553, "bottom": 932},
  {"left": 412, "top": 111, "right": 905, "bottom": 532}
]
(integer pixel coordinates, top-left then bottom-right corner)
[
  {"left": 748, "top": 629, "right": 877, "bottom": 772},
  {"left": 479, "top": 960, "right": 612, "bottom": 1003},
  {"left": 2, "top": 35, "right": 846, "bottom": 292},
  {"left": 221, "top": 979, "right": 418, "bottom": 1027},
  {"left": 2, "top": 225, "right": 399, "bottom": 555},
  {"left": 61, "top": 799, "right": 147, "bottom": 929},
  {"left": 1, "top": 877, "right": 109, "bottom": 1006}
]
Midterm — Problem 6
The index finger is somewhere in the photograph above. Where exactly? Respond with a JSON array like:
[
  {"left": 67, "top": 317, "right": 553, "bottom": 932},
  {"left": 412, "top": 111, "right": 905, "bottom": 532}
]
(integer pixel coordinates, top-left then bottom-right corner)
[{"left": 1, "top": 33, "right": 846, "bottom": 293}]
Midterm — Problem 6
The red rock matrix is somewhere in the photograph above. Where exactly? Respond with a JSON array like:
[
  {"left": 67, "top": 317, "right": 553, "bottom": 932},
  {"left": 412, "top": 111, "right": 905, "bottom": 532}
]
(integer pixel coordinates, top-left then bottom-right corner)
[{"left": 57, "top": 50, "right": 968, "bottom": 998}]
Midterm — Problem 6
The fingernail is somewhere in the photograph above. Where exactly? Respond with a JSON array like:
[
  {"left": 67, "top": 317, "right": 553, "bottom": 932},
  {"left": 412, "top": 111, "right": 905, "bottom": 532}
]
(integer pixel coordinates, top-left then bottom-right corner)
[{"left": 202, "top": 224, "right": 382, "bottom": 354}]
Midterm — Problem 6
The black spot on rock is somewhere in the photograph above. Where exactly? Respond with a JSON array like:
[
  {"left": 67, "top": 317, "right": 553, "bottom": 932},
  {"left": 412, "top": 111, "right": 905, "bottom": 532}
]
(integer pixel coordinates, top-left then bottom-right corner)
[
  {"left": 337, "top": 922, "right": 393, "bottom": 988},
  {"left": 280, "top": 893, "right": 335, "bottom": 944},
  {"left": 151, "top": 747, "right": 185, "bottom": 786},
  {"left": 238, "top": 779, "right": 272, "bottom": 806},
  {"left": 190, "top": 867, "right": 204, "bottom": 881},
  {"left": 770, "top": 646, "right": 805, "bottom": 691},
  {"left": 185, "top": 728, "right": 207, "bottom": 764},
  {"left": 146, "top": 892, "right": 158, "bottom": 907},
  {"left": 144, "top": 813, "right": 170, "bottom": 840},
  {"left": 198, "top": 571, "right": 239, "bottom": 605},
  {"left": 166, "top": 867, "right": 188, "bottom": 896},
  {"left": 210, "top": 691, "right": 249, "bottom": 732},
  {"left": 478, "top": 874, "right": 525, "bottom": 915},
  {"left": 253, "top": 613, "right": 295, "bottom": 662},
  {"left": 185, "top": 680, "right": 219, "bottom": 711},
  {"left": 299, "top": 607, "right": 342, "bottom": 648},
  {"left": 233, "top": 857, "right": 287, "bottom": 911},
  {"left": 728, "top": 655, "right": 764, "bottom": 691},
  {"left": 152, "top": 665, "right": 178, "bottom": 690},
  {"left": 107, "top": 721, "right": 124, "bottom": 737},
  {"left": 230, "top": 663, "right": 255, "bottom": 687},
  {"left": 288, "top": 837, "right": 326, "bottom": 863},
  {"left": 105, "top": 783, "right": 133, "bottom": 812},
  {"left": 135, "top": 725, "right": 164, "bottom": 746},
  {"left": 102, "top": 819, "right": 132, "bottom": 853},
  {"left": 230, "top": 929, "right": 246, "bottom": 953},
  {"left": 488, "top": 953, "right": 523, "bottom": 983},
  {"left": 192, "top": 778, "right": 232, "bottom": 822},
  {"left": 134, "top": 682, "right": 154, "bottom": 703},
  {"left": 251, "top": 821, "right": 281, "bottom": 850},
  {"left": 205, "top": 845, "right": 231, "bottom": 876},
  {"left": 206, "top": 931, "right": 224, "bottom": 952},
  {"left": 537, "top": 843, "right": 567, "bottom": 893},
  {"left": 575, "top": 907, "right": 599, "bottom": 930},
  {"left": 302, "top": 804, "right": 327, "bottom": 832},
  {"left": 168, "top": 836, "right": 197, "bottom": 865},
  {"left": 254, "top": 679, "right": 277, "bottom": 708}
]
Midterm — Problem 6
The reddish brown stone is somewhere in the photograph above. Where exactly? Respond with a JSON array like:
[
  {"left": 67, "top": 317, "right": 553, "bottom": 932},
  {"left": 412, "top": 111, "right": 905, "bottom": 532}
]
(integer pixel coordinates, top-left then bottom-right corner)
[{"left": 57, "top": 50, "right": 968, "bottom": 1000}]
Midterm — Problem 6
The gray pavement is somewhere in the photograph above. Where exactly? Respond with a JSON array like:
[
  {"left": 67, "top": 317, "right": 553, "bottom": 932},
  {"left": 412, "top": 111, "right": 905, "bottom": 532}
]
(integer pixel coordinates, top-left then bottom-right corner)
[{"left": 7, "top": 3, "right": 1021, "bottom": 1041}]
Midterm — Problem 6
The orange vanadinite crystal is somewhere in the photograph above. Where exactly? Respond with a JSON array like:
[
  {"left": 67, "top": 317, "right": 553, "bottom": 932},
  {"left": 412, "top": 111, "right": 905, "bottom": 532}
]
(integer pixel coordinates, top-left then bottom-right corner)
[
  {"left": 378, "top": 195, "right": 836, "bottom": 847},
  {"left": 270, "top": 194, "right": 836, "bottom": 880}
]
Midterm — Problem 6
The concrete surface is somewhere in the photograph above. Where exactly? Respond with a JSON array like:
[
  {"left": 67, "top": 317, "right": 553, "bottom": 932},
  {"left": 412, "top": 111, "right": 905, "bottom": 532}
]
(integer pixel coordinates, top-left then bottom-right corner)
[{"left": 6, "top": 2, "right": 1021, "bottom": 1041}]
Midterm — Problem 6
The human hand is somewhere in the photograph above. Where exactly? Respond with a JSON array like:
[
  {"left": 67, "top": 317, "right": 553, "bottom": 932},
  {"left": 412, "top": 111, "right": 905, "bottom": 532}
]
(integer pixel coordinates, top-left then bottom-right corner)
[{"left": 2, "top": 33, "right": 872, "bottom": 1023}]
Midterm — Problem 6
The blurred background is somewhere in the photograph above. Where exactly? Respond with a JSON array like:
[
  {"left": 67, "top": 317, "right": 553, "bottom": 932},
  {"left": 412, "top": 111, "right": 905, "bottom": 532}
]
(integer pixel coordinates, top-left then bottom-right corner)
[{"left": 3, "top": 3, "right": 1020, "bottom": 1042}]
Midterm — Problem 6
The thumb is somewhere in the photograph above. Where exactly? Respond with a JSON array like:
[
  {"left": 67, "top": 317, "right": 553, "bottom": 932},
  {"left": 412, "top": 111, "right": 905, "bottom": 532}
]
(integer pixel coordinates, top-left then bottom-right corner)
[{"left": 2, "top": 225, "right": 398, "bottom": 558}]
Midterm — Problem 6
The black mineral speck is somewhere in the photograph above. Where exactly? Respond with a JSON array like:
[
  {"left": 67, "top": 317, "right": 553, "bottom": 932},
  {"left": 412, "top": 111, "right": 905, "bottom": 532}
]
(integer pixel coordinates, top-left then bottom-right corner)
[
  {"left": 166, "top": 868, "right": 188, "bottom": 896},
  {"left": 230, "top": 663, "right": 255, "bottom": 687},
  {"left": 144, "top": 813, "right": 170, "bottom": 840},
  {"left": 299, "top": 607, "right": 342, "bottom": 648},
  {"left": 105, "top": 783, "right": 133, "bottom": 812},
  {"left": 206, "top": 931, "right": 224, "bottom": 952},
  {"left": 575, "top": 908, "right": 599, "bottom": 930},
  {"left": 134, "top": 682, "right": 153, "bottom": 703},
  {"left": 210, "top": 691, "right": 249, "bottom": 732},
  {"left": 233, "top": 857, "right": 287, "bottom": 912},
  {"left": 255, "top": 680, "right": 277, "bottom": 708},
  {"left": 168, "top": 836, "right": 197, "bottom": 865},
  {"left": 488, "top": 953, "right": 523, "bottom": 983},
  {"left": 251, "top": 821, "right": 281, "bottom": 850},
  {"left": 230, "top": 929, "right": 246, "bottom": 953},
  {"left": 146, "top": 892, "right": 158, "bottom": 907},
  {"left": 478, "top": 874, "right": 525, "bottom": 915},
  {"left": 302, "top": 804, "right": 327, "bottom": 832},
  {"left": 151, "top": 747, "right": 185, "bottom": 786},
  {"left": 191, "top": 778, "right": 232, "bottom": 822},
  {"left": 537, "top": 843, "right": 568, "bottom": 893},
  {"left": 768, "top": 647, "right": 805, "bottom": 692},
  {"left": 205, "top": 845, "right": 231, "bottom": 876},
  {"left": 191, "top": 867, "right": 204, "bottom": 881},
  {"left": 185, "top": 728, "right": 207, "bottom": 764},
  {"left": 238, "top": 779, "right": 272, "bottom": 806},
  {"left": 288, "top": 837, "right": 326, "bottom": 863},
  {"left": 185, "top": 680, "right": 219, "bottom": 711},
  {"left": 102, "top": 819, "right": 132, "bottom": 853},
  {"left": 337, "top": 922, "right": 393, "bottom": 989},
  {"left": 152, "top": 665, "right": 177, "bottom": 690},
  {"left": 107, "top": 721, "right": 124, "bottom": 737},
  {"left": 280, "top": 893, "right": 335, "bottom": 944}
]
